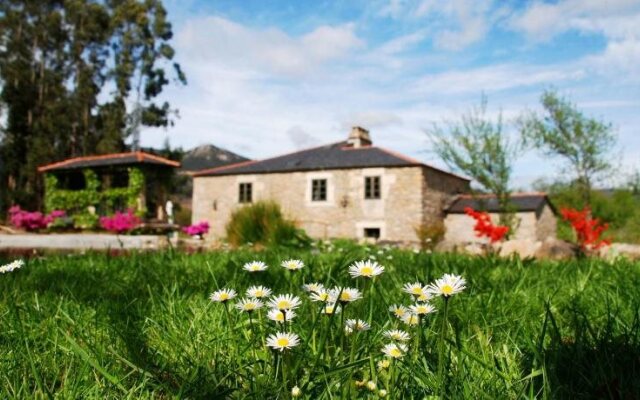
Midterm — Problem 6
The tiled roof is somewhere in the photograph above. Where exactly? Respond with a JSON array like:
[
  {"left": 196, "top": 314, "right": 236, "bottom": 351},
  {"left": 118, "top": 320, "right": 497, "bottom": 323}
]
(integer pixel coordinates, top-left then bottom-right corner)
[
  {"left": 38, "top": 151, "right": 180, "bottom": 172},
  {"left": 446, "top": 193, "right": 554, "bottom": 214},
  {"left": 192, "top": 141, "right": 469, "bottom": 180}
]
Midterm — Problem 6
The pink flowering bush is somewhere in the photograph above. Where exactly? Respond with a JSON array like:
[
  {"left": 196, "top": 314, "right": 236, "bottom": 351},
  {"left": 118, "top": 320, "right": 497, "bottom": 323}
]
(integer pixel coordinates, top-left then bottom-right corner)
[
  {"left": 182, "top": 221, "right": 210, "bottom": 237},
  {"left": 8, "top": 206, "right": 66, "bottom": 231},
  {"left": 99, "top": 209, "right": 140, "bottom": 234}
]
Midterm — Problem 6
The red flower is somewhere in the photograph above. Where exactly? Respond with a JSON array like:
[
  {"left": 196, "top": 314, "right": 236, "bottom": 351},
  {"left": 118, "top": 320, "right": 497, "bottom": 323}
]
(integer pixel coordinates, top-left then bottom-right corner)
[
  {"left": 560, "top": 207, "right": 610, "bottom": 251},
  {"left": 464, "top": 207, "right": 509, "bottom": 243}
]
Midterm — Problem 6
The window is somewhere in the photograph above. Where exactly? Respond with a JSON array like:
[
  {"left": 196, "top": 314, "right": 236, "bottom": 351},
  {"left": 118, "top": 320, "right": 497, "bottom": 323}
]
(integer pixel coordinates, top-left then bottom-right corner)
[
  {"left": 238, "top": 183, "right": 252, "bottom": 203},
  {"left": 311, "top": 179, "right": 327, "bottom": 201},
  {"left": 365, "top": 176, "right": 381, "bottom": 199},
  {"left": 364, "top": 228, "right": 381, "bottom": 239}
]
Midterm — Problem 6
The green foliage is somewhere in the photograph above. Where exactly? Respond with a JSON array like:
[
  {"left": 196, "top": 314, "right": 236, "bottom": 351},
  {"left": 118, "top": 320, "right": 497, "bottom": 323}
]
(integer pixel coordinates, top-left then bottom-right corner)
[
  {"left": 72, "top": 213, "right": 100, "bottom": 230},
  {"left": 519, "top": 90, "right": 617, "bottom": 203},
  {"left": 225, "top": 201, "right": 311, "bottom": 247},
  {"left": 0, "top": 249, "right": 639, "bottom": 398},
  {"left": 426, "top": 96, "right": 520, "bottom": 228},
  {"left": 44, "top": 167, "right": 145, "bottom": 217}
]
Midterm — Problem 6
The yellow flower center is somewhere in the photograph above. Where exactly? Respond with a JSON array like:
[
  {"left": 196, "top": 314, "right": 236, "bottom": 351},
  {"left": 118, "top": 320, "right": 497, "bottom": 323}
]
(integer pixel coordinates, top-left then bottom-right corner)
[
  {"left": 441, "top": 285, "right": 454, "bottom": 295},
  {"left": 277, "top": 338, "right": 290, "bottom": 347},
  {"left": 274, "top": 313, "right": 284, "bottom": 321},
  {"left": 411, "top": 287, "right": 422, "bottom": 295},
  {"left": 340, "top": 293, "right": 351, "bottom": 301},
  {"left": 245, "top": 303, "right": 256, "bottom": 310},
  {"left": 325, "top": 307, "right": 335, "bottom": 314},
  {"left": 361, "top": 266, "right": 373, "bottom": 275},
  {"left": 255, "top": 290, "right": 264, "bottom": 297},
  {"left": 319, "top": 293, "right": 329, "bottom": 301},
  {"left": 394, "top": 309, "right": 405, "bottom": 317},
  {"left": 277, "top": 301, "right": 290, "bottom": 309},
  {"left": 219, "top": 293, "right": 229, "bottom": 300},
  {"left": 389, "top": 348, "right": 402, "bottom": 358}
]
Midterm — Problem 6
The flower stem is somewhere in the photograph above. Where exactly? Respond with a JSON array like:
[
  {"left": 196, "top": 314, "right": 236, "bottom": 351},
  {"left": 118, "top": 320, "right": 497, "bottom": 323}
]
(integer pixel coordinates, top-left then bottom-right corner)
[{"left": 437, "top": 297, "right": 450, "bottom": 396}]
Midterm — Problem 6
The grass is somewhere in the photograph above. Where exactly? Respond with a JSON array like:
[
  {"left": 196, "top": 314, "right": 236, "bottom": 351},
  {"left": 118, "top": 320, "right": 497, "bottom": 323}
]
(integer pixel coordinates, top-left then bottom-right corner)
[{"left": 1, "top": 243, "right": 639, "bottom": 399}]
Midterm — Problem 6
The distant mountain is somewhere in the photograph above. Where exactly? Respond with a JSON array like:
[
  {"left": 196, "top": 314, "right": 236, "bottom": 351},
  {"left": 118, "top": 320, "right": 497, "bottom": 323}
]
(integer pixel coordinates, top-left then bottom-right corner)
[{"left": 180, "top": 144, "right": 249, "bottom": 173}]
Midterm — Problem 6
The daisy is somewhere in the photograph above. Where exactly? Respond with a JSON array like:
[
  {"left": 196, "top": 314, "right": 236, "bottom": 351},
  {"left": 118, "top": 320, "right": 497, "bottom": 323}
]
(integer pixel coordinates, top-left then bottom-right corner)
[
  {"left": 281, "top": 259, "right": 304, "bottom": 271},
  {"left": 348, "top": 260, "right": 385, "bottom": 278},
  {"left": 268, "top": 294, "right": 302, "bottom": 311},
  {"left": 402, "top": 282, "right": 428, "bottom": 298},
  {"left": 417, "top": 291, "right": 432, "bottom": 302},
  {"left": 243, "top": 261, "right": 268, "bottom": 272},
  {"left": 410, "top": 303, "right": 437, "bottom": 315},
  {"left": 383, "top": 329, "right": 411, "bottom": 342},
  {"left": 266, "top": 332, "right": 300, "bottom": 352},
  {"left": 310, "top": 289, "right": 332, "bottom": 303},
  {"left": 388, "top": 304, "right": 409, "bottom": 319},
  {"left": 401, "top": 313, "right": 420, "bottom": 326},
  {"left": 381, "top": 343, "right": 407, "bottom": 359},
  {"left": 321, "top": 303, "right": 341, "bottom": 315},
  {"left": 267, "top": 309, "right": 297, "bottom": 323},
  {"left": 235, "top": 298, "right": 264, "bottom": 313},
  {"left": 377, "top": 359, "right": 390, "bottom": 370},
  {"left": 331, "top": 287, "right": 363, "bottom": 303},
  {"left": 345, "top": 319, "right": 371, "bottom": 334},
  {"left": 246, "top": 285, "right": 272, "bottom": 299},
  {"left": 427, "top": 274, "right": 466, "bottom": 297},
  {"left": 0, "top": 259, "right": 24, "bottom": 274},
  {"left": 209, "top": 288, "right": 237, "bottom": 303},
  {"left": 303, "top": 282, "right": 324, "bottom": 293}
]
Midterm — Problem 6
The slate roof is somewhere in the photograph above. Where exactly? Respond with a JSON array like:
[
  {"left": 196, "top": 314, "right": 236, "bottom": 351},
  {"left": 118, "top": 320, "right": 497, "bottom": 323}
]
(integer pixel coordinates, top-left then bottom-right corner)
[
  {"left": 192, "top": 141, "right": 469, "bottom": 180},
  {"left": 180, "top": 144, "right": 249, "bottom": 172},
  {"left": 38, "top": 151, "right": 180, "bottom": 172},
  {"left": 447, "top": 193, "right": 555, "bottom": 214}
]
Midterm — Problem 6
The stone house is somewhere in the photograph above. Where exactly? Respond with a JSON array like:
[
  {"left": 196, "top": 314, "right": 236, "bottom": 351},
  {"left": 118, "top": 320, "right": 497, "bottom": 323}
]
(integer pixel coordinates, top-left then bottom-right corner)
[
  {"left": 443, "top": 193, "right": 557, "bottom": 244},
  {"left": 191, "top": 127, "right": 470, "bottom": 243},
  {"left": 191, "top": 128, "right": 559, "bottom": 244}
]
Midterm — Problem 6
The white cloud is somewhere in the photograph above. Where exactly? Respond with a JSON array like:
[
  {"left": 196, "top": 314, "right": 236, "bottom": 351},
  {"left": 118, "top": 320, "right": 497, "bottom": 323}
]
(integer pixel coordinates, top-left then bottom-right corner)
[{"left": 177, "top": 16, "right": 363, "bottom": 77}]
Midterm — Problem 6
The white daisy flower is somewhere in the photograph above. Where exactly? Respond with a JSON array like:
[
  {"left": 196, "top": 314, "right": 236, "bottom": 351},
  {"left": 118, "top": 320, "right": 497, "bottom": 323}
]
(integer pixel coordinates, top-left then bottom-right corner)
[
  {"left": 345, "top": 319, "right": 371, "bottom": 334},
  {"left": 402, "top": 282, "right": 429, "bottom": 298},
  {"left": 243, "top": 261, "right": 268, "bottom": 272},
  {"left": 303, "top": 282, "right": 325, "bottom": 293},
  {"left": 209, "top": 288, "right": 237, "bottom": 303},
  {"left": 330, "top": 287, "right": 363, "bottom": 303},
  {"left": 0, "top": 259, "right": 24, "bottom": 274},
  {"left": 383, "top": 329, "right": 411, "bottom": 342},
  {"left": 377, "top": 359, "right": 390, "bottom": 370},
  {"left": 235, "top": 298, "right": 264, "bottom": 313},
  {"left": 381, "top": 343, "right": 407, "bottom": 359},
  {"left": 321, "top": 302, "right": 341, "bottom": 315},
  {"left": 388, "top": 304, "right": 410, "bottom": 319},
  {"left": 348, "top": 260, "right": 385, "bottom": 279},
  {"left": 427, "top": 274, "right": 466, "bottom": 297},
  {"left": 266, "top": 332, "right": 300, "bottom": 351},
  {"left": 367, "top": 381, "right": 377, "bottom": 391},
  {"left": 310, "top": 289, "right": 332, "bottom": 303},
  {"left": 246, "top": 285, "right": 272, "bottom": 299},
  {"left": 401, "top": 313, "right": 420, "bottom": 326},
  {"left": 268, "top": 294, "right": 302, "bottom": 311},
  {"left": 267, "top": 309, "right": 297, "bottom": 323},
  {"left": 281, "top": 259, "right": 304, "bottom": 271},
  {"left": 410, "top": 303, "right": 437, "bottom": 315},
  {"left": 291, "top": 386, "right": 302, "bottom": 397},
  {"left": 416, "top": 291, "right": 433, "bottom": 302},
  {"left": 379, "top": 389, "right": 388, "bottom": 397}
]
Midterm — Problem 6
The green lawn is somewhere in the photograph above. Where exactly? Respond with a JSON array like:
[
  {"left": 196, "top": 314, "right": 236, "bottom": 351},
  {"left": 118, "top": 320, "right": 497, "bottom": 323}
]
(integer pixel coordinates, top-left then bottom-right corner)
[{"left": 1, "top": 244, "right": 639, "bottom": 399}]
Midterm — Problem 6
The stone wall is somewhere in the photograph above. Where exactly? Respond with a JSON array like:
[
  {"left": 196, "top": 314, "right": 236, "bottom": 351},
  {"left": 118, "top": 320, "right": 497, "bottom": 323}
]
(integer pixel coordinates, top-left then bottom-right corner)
[
  {"left": 192, "top": 166, "right": 465, "bottom": 243},
  {"left": 443, "top": 204, "right": 557, "bottom": 243}
]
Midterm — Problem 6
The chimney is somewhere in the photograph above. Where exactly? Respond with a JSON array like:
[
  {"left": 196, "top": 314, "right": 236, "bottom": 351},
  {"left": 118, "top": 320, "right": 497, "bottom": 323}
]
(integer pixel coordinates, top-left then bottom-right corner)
[{"left": 347, "top": 126, "right": 372, "bottom": 148}]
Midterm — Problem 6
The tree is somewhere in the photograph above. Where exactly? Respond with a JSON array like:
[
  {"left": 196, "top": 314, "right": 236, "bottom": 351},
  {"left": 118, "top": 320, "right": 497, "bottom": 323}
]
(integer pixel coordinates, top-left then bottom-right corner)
[
  {"left": 519, "top": 90, "right": 616, "bottom": 204},
  {"left": 426, "top": 96, "right": 520, "bottom": 228},
  {"left": 0, "top": 0, "right": 186, "bottom": 213}
]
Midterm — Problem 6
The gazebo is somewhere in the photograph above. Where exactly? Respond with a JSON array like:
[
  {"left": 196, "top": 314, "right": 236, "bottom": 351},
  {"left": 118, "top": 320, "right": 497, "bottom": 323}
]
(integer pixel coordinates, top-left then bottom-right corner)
[{"left": 38, "top": 151, "right": 180, "bottom": 223}]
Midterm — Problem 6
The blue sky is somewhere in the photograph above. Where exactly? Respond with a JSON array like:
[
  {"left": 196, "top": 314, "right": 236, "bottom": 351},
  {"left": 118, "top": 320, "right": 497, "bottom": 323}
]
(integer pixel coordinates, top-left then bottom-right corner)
[{"left": 141, "top": 0, "right": 640, "bottom": 189}]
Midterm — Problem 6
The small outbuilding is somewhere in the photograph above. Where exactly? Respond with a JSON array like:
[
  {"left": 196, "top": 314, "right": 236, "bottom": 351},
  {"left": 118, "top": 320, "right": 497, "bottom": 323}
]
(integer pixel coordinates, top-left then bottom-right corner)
[
  {"left": 444, "top": 193, "right": 557, "bottom": 244},
  {"left": 38, "top": 151, "right": 180, "bottom": 221}
]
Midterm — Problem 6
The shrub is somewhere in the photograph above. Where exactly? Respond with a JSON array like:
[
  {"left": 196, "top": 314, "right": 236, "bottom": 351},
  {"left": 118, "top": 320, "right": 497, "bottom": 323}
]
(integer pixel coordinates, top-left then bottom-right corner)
[
  {"left": 225, "top": 201, "right": 310, "bottom": 247},
  {"left": 464, "top": 207, "right": 509, "bottom": 243},
  {"left": 183, "top": 221, "right": 210, "bottom": 237},
  {"left": 73, "top": 213, "right": 100, "bottom": 230},
  {"left": 8, "top": 206, "right": 66, "bottom": 231},
  {"left": 99, "top": 209, "right": 140, "bottom": 234},
  {"left": 414, "top": 220, "right": 445, "bottom": 250}
]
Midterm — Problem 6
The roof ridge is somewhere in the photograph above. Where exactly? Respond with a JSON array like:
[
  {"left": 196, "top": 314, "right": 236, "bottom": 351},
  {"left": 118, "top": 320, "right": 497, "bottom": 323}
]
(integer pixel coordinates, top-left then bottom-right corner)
[
  {"left": 457, "top": 192, "right": 547, "bottom": 199},
  {"left": 38, "top": 151, "right": 179, "bottom": 172},
  {"left": 374, "top": 146, "right": 471, "bottom": 181}
]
